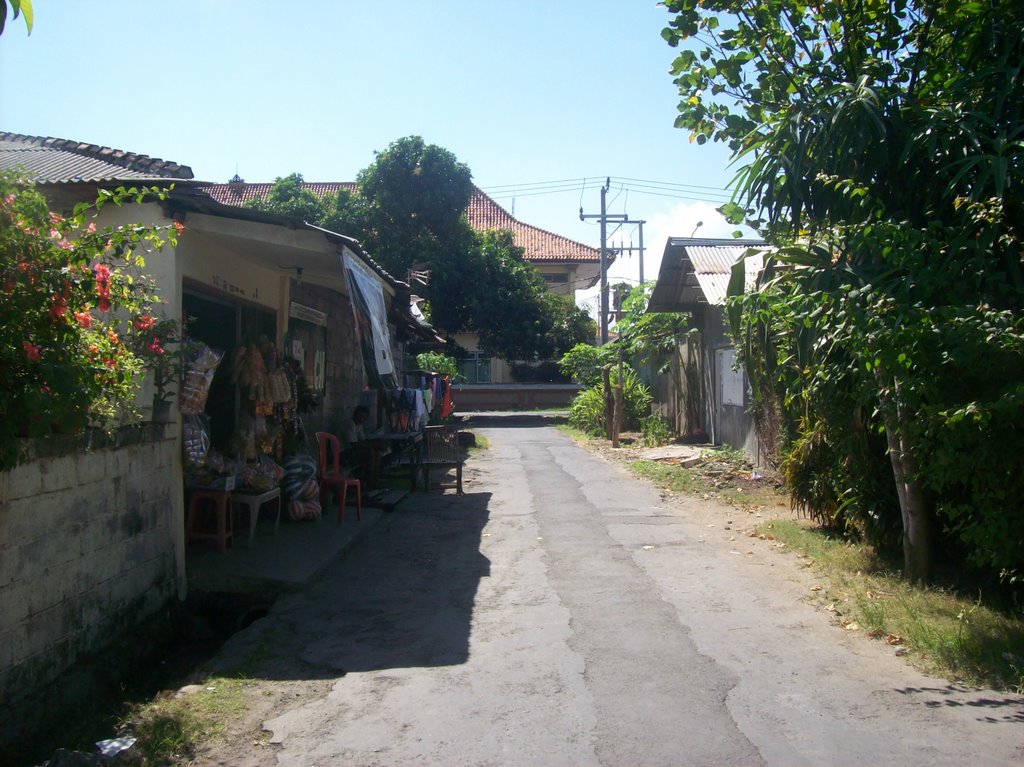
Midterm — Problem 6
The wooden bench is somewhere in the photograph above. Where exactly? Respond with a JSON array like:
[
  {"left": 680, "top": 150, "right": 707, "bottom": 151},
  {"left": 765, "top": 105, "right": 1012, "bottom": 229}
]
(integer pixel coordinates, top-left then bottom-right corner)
[{"left": 420, "top": 425, "right": 467, "bottom": 495}]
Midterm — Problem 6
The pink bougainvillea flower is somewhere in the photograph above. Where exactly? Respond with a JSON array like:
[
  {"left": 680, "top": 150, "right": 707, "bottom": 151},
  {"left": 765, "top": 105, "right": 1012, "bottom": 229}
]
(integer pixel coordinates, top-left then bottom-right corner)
[
  {"left": 148, "top": 338, "right": 165, "bottom": 355},
  {"left": 104, "top": 357, "right": 117, "bottom": 369},
  {"left": 50, "top": 296, "right": 67, "bottom": 321},
  {"left": 86, "top": 222, "right": 97, "bottom": 234},
  {"left": 74, "top": 310, "right": 92, "bottom": 329},
  {"left": 98, "top": 296, "right": 111, "bottom": 313},
  {"left": 49, "top": 228, "right": 61, "bottom": 240},
  {"left": 23, "top": 341, "right": 41, "bottom": 362}
]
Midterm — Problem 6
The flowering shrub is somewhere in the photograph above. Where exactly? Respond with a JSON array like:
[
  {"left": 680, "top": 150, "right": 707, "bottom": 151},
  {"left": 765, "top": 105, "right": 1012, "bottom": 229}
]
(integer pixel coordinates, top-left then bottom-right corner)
[
  {"left": 0, "top": 170, "right": 180, "bottom": 469},
  {"left": 131, "top": 314, "right": 186, "bottom": 403}
]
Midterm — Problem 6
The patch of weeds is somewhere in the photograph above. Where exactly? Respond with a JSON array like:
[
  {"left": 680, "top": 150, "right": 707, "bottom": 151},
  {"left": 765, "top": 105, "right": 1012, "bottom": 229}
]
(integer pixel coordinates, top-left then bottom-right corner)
[
  {"left": 628, "top": 459, "right": 704, "bottom": 495},
  {"left": 122, "top": 676, "right": 249, "bottom": 766},
  {"left": 641, "top": 414, "right": 671, "bottom": 447},
  {"left": 759, "top": 519, "right": 1024, "bottom": 690}
]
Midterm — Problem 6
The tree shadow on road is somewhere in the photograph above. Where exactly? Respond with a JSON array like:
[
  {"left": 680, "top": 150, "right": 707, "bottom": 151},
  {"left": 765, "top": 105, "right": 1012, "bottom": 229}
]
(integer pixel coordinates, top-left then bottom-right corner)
[{"left": 894, "top": 685, "right": 1024, "bottom": 723}]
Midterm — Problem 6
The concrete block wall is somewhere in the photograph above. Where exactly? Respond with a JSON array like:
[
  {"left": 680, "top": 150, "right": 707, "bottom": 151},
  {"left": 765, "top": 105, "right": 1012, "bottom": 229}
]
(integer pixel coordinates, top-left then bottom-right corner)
[
  {"left": 452, "top": 384, "right": 582, "bottom": 412},
  {"left": 0, "top": 425, "right": 179, "bottom": 743}
]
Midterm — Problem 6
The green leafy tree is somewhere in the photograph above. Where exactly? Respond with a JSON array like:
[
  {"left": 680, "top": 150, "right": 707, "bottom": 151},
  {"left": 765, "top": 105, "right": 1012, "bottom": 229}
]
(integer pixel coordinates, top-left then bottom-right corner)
[
  {"left": 562, "top": 284, "right": 677, "bottom": 438},
  {"left": 246, "top": 172, "right": 327, "bottom": 223},
  {"left": 252, "top": 138, "right": 593, "bottom": 361},
  {"left": 664, "top": 0, "right": 1024, "bottom": 582},
  {"left": 320, "top": 185, "right": 369, "bottom": 241},
  {"left": 467, "top": 230, "right": 591, "bottom": 361},
  {"left": 614, "top": 283, "right": 689, "bottom": 375},
  {"left": 0, "top": 0, "right": 32, "bottom": 36},
  {"left": 543, "top": 293, "right": 597, "bottom": 359},
  {"left": 357, "top": 136, "right": 474, "bottom": 279},
  {"left": 559, "top": 342, "right": 614, "bottom": 387}
]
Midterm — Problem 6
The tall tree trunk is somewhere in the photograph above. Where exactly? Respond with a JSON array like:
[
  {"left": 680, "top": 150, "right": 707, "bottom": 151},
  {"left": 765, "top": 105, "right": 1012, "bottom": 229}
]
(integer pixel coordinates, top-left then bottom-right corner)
[
  {"left": 612, "top": 351, "right": 624, "bottom": 448},
  {"left": 880, "top": 375, "right": 933, "bottom": 583},
  {"left": 603, "top": 364, "right": 614, "bottom": 441}
]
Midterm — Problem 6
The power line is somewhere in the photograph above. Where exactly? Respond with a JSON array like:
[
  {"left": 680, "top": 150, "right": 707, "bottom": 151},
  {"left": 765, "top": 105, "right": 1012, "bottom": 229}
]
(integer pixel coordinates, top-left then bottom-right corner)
[
  {"left": 482, "top": 177, "right": 734, "bottom": 206},
  {"left": 482, "top": 177, "right": 596, "bottom": 192},
  {"left": 613, "top": 175, "right": 734, "bottom": 194},
  {"left": 481, "top": 175, "right": 733, "bottom": 198}
]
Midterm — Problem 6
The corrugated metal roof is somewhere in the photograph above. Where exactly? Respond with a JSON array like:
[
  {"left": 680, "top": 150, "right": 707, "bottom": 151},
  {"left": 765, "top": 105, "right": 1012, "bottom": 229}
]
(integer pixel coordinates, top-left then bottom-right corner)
[
  {"left": 648, "top": 237, "right": 768, "bottom": 312},
  {"left": 0, "top": 132, "right": 193, "bottom": 183},
  {"left": 687, "top": 243, "right": 764, "bottom": 305},
  {"left": 199, "top": 182, "right": 606, "bottom": 266}
]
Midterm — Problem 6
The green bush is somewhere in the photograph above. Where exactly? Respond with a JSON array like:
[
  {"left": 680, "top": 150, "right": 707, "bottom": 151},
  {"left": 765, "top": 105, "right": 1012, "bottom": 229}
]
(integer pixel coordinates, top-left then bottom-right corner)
[
  {"left": 567, "top": 365, "right": 652, "bottom": 436},
  {"left": 568, "top": 387, "right": 606, "bottom": 436},
  {"left": 558, "top": 343, "right": 614, "bottom": 387},
  {"left": 641, "top": 414, "right": 671, "bottom": 447},
  {"left": 415, "top": 351, "right": 459, "bottom": 380}
]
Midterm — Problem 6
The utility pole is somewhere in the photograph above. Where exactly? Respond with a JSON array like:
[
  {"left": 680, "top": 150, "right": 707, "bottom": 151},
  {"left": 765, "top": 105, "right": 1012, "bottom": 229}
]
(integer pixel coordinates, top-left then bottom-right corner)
[
  {"left": 581, "top": 178, "right": 627, "bottom": 345},
  {"left": 637, "top": 220, "right": 645, "bottom": 284},
  {"left": 615, "top": 219, "right": 647, "bottom": 284}
]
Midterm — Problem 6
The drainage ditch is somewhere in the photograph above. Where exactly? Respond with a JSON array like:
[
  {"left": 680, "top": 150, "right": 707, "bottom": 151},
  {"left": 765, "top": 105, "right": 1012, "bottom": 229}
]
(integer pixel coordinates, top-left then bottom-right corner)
[{"left": 12, "top": 590, "right": 276, "bottom": 767}]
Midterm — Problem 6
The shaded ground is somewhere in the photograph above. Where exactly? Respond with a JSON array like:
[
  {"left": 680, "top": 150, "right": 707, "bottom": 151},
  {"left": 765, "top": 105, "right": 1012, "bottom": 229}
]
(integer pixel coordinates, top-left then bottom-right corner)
[{"left": 185, "top": 425, "right": 1022, "bottom": 766}]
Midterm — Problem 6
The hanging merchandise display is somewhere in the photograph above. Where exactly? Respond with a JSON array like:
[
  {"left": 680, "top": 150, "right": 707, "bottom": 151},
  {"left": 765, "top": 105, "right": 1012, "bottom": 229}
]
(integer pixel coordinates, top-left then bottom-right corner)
[
  {"left": 183, "top": 414, "right": 211, "bottom": 470},
  {"left": 227, "top": 336, "right": 309, "bottom": 461},
  {"left": 179, "top": 343, "right": 224, "bottom": 416}
]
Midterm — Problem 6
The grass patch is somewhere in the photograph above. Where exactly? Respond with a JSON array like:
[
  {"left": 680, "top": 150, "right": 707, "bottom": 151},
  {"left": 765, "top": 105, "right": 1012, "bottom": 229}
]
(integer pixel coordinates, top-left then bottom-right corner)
[
  {"left": 761, "top": 519, "right": 1024, "bottom": 691},
  {"left": 120, "top": 675, "right": 250, "bottom": 765},
  {"left": 628, "top": 447, "right": 788, "bottom": 513},
  {"left": 628, "top": 459, "right": 704, "bottom": 495}
]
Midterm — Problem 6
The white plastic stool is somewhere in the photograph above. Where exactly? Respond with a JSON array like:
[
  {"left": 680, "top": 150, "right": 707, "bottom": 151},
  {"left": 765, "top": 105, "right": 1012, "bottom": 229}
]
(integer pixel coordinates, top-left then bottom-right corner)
[{"left": 231, "top": 486, "right": 282, "bottom": 544}]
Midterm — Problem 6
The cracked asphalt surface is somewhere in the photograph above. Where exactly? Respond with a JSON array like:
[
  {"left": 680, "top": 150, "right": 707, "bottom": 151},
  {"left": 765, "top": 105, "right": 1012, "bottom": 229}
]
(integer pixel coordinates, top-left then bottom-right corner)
[{"left": 197, "top": 423, "right": 1024, "bottom": 766}]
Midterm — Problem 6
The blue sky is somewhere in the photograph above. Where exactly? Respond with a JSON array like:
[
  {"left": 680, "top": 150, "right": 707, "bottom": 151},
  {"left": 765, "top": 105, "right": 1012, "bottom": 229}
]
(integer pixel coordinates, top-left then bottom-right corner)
[{"left": 1, "top": 1, "right": 752, "bottom": 313}]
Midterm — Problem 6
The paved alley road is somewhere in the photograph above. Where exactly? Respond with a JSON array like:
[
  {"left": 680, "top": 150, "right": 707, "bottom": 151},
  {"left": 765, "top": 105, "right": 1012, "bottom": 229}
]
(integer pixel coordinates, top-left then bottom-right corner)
[{"left": 204, "top": 423, "right": 1024, "bottom": 766}]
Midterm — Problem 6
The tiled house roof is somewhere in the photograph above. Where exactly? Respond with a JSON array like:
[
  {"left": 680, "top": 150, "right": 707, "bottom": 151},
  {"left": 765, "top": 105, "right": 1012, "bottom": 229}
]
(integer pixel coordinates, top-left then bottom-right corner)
[
  {"left": 199, "top": 182, "right": 603, "bottom": 265},
  {"left": 0, "top": 132, "right": 194, "bottom": 183},
  {"left": 202, "top": 181, "right": 355, "bottom": 207}
]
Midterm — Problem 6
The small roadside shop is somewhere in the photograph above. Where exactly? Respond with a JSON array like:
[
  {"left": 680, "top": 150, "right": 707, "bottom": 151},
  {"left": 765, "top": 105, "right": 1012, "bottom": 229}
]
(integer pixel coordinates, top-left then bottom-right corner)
[{"left": 169, "top": 198, "right": 402, "bottom": 540}]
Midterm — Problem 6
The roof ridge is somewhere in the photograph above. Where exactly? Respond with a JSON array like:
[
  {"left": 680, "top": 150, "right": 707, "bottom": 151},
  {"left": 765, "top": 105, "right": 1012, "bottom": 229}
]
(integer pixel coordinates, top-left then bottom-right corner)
[
  {"left": 197, "top": 179, "right": 604, "bottom": 262},
  {"left": 0, "top": 131, "right": 193, "bottom": 179},
  {"left": 466, "top": 185, "right": 603, "bottom": 256}
]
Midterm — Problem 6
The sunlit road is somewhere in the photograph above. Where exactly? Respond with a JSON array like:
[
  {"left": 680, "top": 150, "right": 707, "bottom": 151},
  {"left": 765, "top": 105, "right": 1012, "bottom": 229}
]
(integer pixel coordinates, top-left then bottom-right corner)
[{"left": 203, "top": 422, "right": 1024, "bottom": 766}]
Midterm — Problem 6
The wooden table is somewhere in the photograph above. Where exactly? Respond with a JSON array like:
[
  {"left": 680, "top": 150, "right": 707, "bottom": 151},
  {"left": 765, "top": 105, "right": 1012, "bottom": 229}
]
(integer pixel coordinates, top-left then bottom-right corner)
[{"left": 369, "top": 431, "right": 424, "bottom": 490}]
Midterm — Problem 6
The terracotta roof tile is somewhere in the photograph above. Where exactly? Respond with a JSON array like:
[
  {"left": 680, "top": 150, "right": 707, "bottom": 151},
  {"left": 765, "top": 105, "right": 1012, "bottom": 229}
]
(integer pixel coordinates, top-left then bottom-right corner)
[{"left": 198, "top": 182, "right": 602, "bottom": 265}]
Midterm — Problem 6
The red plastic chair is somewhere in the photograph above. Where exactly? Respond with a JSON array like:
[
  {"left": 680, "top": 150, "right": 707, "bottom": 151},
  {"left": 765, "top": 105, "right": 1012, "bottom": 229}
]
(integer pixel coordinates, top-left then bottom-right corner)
[{"left": 315, "top": 431, "right": 362, "bottom": 524}]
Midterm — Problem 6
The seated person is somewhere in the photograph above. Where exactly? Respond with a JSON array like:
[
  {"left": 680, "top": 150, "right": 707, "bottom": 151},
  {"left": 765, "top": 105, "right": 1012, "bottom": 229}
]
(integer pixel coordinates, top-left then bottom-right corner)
[{"left": 341, "top": 406, "right": 390, "bottom": 488}]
